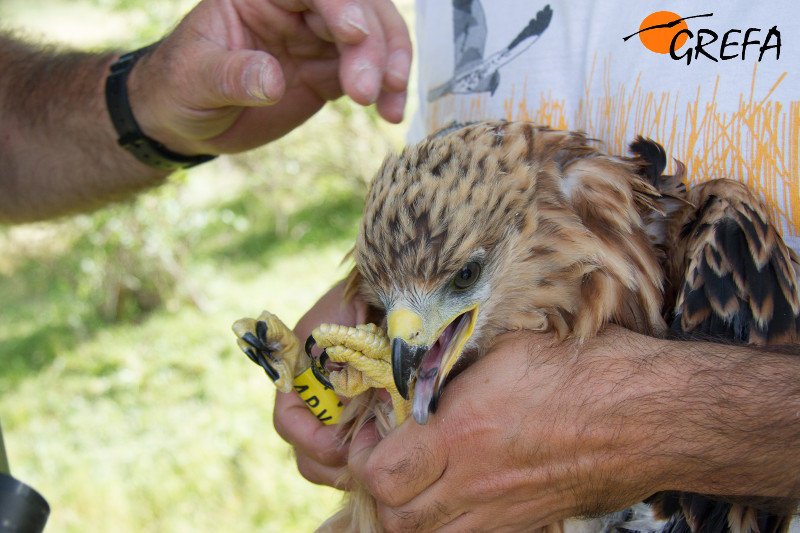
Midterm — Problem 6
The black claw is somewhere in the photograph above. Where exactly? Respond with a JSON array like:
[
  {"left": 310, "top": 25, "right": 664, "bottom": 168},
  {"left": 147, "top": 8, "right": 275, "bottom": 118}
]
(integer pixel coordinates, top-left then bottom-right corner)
[
  {"left": 242, "top": 331, "right": 267, "bottom": 352},
  {"left": 243, "top": 347, "right": 260, "bottom": 366},
  {"left": 319, "top": 349, "right": 330, "bottom": 368},
  {"left": 304, "top": 335, "right": 334, "bottom": 389},
  {"left": 259, "top": 357, "right": 280, "bottom": 382},
  {"left": 256, "top": 320, "right": 269, "bottom": 344},
  {"left": 310, "top": 359, "right": 334, "bottom": 390},
  {"left": 242, "top": 331, "right": 279, "bottom": 363},
  {"left": 305, "top": 334, "right": 317, "bottom": 358},
  {"left": 241, "top": 346, "right": 280, "bottom": 383},
  {"left": 240, "top": 324, "right": 282, "bottom": 380}
]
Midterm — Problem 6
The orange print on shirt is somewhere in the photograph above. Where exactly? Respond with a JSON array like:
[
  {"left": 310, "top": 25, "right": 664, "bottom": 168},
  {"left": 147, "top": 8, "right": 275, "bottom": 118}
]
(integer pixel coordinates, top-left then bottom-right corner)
[
  {"left": 638, "top": 11, "right": 689, "bottom": 54},
  {"left": 427, "top": 55, "right": 798, "bottom": 238}
]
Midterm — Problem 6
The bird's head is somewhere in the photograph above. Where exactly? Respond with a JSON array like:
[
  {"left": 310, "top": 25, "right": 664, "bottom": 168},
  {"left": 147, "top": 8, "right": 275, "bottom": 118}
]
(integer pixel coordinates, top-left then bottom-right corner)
[
  {"left": 352, "top": 121, "right": 668, "bottom": 424},
  {"left": 352, "top": 122, "right": 544, "bottom": 424},
  {"left": 384, "top": 254, "right": 489, "bottom": 425}
]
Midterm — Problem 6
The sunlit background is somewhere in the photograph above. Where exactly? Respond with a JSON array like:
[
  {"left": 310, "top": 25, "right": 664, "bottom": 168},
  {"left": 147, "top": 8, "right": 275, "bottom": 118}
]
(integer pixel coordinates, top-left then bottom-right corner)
[{"left": 0, "top": 0, "right": 415, "bottom": 530}]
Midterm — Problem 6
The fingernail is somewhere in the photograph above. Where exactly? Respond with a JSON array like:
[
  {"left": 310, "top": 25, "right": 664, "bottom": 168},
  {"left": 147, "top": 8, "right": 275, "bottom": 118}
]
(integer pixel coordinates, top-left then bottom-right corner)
[
  {"left": 355, "top": 64, "right": 381, "bottom": 103},
  {"left": 245, "top": 62, "right": 273, "bottom": 102},
  {"left": 343, "top": 3, "right": 370, "bottom": 36},
  {"left": 388, "top": 91, "right": 407, "bottom": 123},
  {"left": 387, "top": 49, "right": 412, "bottom": 85}
]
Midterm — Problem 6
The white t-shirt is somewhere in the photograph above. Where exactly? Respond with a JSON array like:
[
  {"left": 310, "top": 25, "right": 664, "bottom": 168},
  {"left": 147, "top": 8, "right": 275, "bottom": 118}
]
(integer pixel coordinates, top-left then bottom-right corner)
[{"left": 412, "top": 0, "right": 799, "bottom": 253}]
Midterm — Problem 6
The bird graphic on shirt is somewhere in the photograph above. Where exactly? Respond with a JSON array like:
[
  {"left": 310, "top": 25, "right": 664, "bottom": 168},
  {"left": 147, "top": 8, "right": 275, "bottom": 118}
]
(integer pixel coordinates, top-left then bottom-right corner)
[
  {"left": 234, "top": 121, "right": 799, "bottom": 533},
  {"left": 427, "top": 1, "right": 553, "bottom": 101}
]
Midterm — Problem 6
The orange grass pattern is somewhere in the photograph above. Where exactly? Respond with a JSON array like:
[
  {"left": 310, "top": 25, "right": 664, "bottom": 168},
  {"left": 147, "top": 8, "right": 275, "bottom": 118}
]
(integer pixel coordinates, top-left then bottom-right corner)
[{"left": 426, "top": 55, "right": 798, "bottom": 238}]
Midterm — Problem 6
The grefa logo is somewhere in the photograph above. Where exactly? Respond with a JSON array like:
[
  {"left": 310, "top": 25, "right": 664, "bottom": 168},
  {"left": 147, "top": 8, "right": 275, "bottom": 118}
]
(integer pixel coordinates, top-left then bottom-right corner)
[{"left": 623, "top": 11, "right": 781, "bottom": 64}]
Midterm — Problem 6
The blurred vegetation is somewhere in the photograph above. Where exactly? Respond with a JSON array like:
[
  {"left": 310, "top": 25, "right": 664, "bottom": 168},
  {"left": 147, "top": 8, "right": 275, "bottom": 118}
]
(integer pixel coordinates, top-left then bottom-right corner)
[{"left": 0, "top": 1, "right": 414, "bottom": 531}]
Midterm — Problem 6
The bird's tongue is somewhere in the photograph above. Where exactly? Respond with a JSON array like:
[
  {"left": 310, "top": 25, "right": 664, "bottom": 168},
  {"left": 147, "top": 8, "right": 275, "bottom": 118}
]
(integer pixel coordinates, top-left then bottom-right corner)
[{"left": 412, "top": 322, "right": 457, "bottom": 424}]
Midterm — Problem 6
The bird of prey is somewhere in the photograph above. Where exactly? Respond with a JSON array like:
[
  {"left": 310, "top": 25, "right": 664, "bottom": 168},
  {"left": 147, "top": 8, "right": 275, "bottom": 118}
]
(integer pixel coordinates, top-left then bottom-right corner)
[
  {"left": 234, "top": 121, "right": 799, "bottom": 533},
  {"left": 427, "top": 2, "right": 553, "bottom": 101}
]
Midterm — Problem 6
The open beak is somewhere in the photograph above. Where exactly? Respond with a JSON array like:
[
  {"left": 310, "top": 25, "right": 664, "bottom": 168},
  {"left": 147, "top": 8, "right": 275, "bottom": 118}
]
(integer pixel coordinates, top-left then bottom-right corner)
[{"left": 388, "top": 304, "right": 479, "bottom": 424}]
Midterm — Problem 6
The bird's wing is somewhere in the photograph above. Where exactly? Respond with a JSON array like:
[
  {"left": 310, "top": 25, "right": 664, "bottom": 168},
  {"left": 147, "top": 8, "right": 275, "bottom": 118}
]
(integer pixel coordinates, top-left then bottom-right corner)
[
  {"left": 452, "top": 0, "right": 489, "bottom": 75},
  {"left": 627, "top": 136, "right": 690, "bottom": 264},
  {"left": 667, "top": 179, "right": 800, "bottom": 345},
  {"left": 428, "top": 4, "right": 552, "bottom": 101},
  {"left": 506, "top": 4, "right": 553, "bottom": 51},
  {"left": 649, "top": 492, "right": 795, "bottom": 533},
  {"left": 650, "top": 178, "right": 800, "bottom": 533},
  {"left": 471, "top": 4, "right": 554, "bottom": 76},
  {"left": 426, "top": 0, "right": 489, "bottom": 101}
]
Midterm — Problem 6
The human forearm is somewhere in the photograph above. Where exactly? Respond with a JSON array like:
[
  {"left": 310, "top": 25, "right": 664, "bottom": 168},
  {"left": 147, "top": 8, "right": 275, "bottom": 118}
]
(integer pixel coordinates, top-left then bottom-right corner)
[
  {"left": 516, "top": 327, "right": 800, "bottom": 511},
  {"left": 515, "top": 328, "right": 800, "bottom": 511},
  {"left": 0, "top": 0, "right": 411, "bottom": 224},
  {"left": 638, "top": 336, "right": 800, "bottom": 501},
  {"left": 0, "top": 34, "right": 169, "bottom": 222}
]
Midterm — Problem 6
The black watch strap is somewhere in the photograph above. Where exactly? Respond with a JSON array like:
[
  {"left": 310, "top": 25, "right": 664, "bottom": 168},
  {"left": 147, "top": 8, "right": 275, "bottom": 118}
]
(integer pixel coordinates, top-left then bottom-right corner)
[{"left": 105, "top": 45, "right": 216, "bottom": 171}]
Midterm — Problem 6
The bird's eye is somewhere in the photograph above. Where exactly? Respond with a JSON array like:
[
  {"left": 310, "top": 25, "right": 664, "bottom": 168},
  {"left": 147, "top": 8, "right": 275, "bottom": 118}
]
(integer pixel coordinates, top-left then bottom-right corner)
[{"left": 452, "top": 261, "right": 481, "bottom": 290}]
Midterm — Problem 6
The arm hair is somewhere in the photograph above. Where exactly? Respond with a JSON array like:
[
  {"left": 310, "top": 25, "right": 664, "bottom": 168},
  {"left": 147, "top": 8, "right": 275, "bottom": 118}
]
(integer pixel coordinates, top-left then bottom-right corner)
[
  {"left": 0, "top": 32, "right": 168, "bottom": 223},
  {"left": 622, "top": 334, "right": 800, "bottom": 502}
]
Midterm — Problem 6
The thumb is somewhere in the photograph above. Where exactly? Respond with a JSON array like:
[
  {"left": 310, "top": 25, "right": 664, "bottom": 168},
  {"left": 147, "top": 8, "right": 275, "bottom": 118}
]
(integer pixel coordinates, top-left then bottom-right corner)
[
  {"left": 348, "top": 418, "right": 445, "bottom": 507},
  {"left": 195, "top": 49, "right": 286, "bottom": 107}
]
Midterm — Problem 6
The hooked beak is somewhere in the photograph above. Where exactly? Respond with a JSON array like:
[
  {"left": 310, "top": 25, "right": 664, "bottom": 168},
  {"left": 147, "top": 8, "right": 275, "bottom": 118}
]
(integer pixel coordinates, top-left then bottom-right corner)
[
  {"left": 388, "top": 304, "right": 479, "bottom": 424},
  {"left": 391, "top": 338, "right": 428, "bottom": 400},
  {"left": 388, "top": 307, "right": 427, "bottom": 400}
]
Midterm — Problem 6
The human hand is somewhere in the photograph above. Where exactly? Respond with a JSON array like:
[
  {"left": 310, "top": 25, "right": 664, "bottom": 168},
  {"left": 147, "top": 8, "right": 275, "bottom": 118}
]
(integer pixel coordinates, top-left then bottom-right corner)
[
  {"left": 273, "top": 279, "right": 372, "bottom": 488},
  {"left": 347, "top": 326, "right": 672, "bottom": 531},
  {"left": 127, "top": 0, "right": 411, "bottom": 156}
]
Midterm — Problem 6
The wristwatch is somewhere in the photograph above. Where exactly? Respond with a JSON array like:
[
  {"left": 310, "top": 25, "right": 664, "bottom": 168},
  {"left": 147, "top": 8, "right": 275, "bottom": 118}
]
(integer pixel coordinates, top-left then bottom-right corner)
[{"left": 105, "top": 45, "right": 216, "bottom": 171}]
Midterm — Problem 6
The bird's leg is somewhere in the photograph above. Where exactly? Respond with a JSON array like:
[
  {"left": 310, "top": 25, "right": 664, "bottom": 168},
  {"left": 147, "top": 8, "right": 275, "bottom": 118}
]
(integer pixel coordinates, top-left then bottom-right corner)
[
  {"left": 233, "top": 314, "right": 411, "bottom": 424},
  {"left": 311, "top": 323, "right": 412, "bottom": 425},
  {"left": 232, "top": 311, "right": 307, "bottom": 394}
]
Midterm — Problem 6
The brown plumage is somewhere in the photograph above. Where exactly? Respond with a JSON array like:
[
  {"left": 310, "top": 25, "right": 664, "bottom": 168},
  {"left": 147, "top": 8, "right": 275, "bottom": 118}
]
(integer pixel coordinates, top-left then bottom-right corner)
[
  {"left": 649, "top": 179, "right": 800, "bottom": 533},
  {"left": 312, "top": 121, "right": 800, "bottom": 532},
  {"left": 664, "top": 178, "right": 800, "bottom": 345}
]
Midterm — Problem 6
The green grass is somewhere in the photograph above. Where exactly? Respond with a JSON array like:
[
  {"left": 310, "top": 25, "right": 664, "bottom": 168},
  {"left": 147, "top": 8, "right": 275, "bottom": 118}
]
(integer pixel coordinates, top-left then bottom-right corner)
[
  {"left": 0, "top": 110, "right": 399, "bottom": 531},
  {"left": 0, "top": 0, "right": 415, "bottom": 527},
  {"left": 2, "top": 297, "right": 348, "bottom": 532},
  {"left": 1, "top": 2, "right": 418, "bottom": 528}
]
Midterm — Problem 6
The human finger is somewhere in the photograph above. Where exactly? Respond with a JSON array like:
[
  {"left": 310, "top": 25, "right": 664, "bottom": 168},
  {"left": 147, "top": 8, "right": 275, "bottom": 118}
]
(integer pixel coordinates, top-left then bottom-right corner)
[
  {"left": 352, "top": 403, "right": 464, "bottom": 532},
  {"left": 192, "top": 48, "right": 286, "bottom": 106},
  {"left": 300, "top": 0, "right": 410, "bottom": 108},
  {"left": 298, "top": 11, "right": 380, "bottom": 104},
  {"left": 297, "top": 0, "right": 372, "bottom": 44},
  {"left": 348, "top": 418, "right": 447, "bottom": 510},
  {"left": 273, "top": 390, "right": 348, "bottom": 470},
  {"left": 375, "top": 87, "right": 407, "bottom": 124},
  {"left": 294, "top": 448, "right": 350, "bottom": 488},
  {"left": 370, "top": 0, "right": 412, "bottom": 93},
  {"left": 341, "top": 0, "right": 410, "bottom": 106},
  {"left": 130, "top": 43, "right": 291, "bottom": 155}
]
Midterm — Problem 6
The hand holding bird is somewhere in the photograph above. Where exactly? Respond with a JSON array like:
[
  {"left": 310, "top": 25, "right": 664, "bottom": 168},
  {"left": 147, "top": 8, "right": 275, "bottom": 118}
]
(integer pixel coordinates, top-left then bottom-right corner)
[{"left": 238, "top": 121, "right": 800, "bottom": 533}]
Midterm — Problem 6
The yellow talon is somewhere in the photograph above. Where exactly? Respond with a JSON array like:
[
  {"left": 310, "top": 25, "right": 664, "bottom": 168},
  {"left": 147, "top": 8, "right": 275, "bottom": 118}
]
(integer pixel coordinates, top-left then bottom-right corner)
[
  {"left": 233, "top": 312, "right": 412, "bottom": 426},
  {"left": 232, "top": 311, "right": 306, "bottom": 393},
  {"left": 312, "top": 323, "right": 412, "bottom": 425},
  {"left": 232, "top": 310, "right": 344, "bottom": 424}
]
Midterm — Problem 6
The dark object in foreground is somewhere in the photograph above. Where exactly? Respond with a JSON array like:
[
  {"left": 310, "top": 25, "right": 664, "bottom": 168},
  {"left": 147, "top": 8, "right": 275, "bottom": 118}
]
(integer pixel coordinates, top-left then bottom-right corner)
[{"left": 0, "top": 473, "right": 49, "bottom": 533}]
